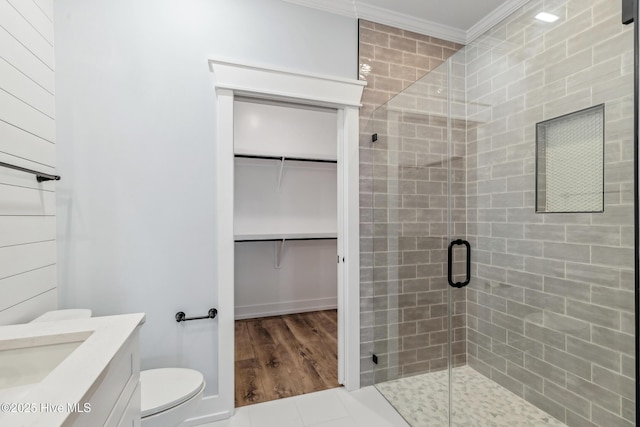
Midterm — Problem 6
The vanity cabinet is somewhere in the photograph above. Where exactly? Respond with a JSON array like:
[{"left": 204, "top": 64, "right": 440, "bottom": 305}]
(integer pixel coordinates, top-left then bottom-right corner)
[{"left": 69, "top": 327, "right": 141, "bottom": 427}]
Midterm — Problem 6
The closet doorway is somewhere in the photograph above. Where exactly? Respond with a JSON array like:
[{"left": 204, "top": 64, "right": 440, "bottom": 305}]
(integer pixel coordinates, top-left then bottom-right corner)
[
  {"left": 233, "top": 98, "right": 340, "bottom": 406},
  {"left": 210, "top": 58, "right": 364, "bottom": 418}
]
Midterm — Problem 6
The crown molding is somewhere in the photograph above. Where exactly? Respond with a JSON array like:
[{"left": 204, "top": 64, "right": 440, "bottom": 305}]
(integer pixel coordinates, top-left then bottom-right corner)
[
  {"left": 466, "top": 0, "right": 531, "bottom": 43},
  {"left": 281, "top": 0, "right": 532, "bottom": 45},
  {"left": 354, "top": 1, "right": 466, "bottom": 44},
  {"left": 280, "top": 0, "right": 356, "bottom": 18}
]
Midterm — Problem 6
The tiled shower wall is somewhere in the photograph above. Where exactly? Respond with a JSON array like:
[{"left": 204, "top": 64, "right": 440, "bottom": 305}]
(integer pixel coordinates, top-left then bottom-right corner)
[
  {"left": 465, "top": 1, "right": 635, "bottom": 426},
  {"left": 358, "top": 20, "right": 463, "bottom": 385}
]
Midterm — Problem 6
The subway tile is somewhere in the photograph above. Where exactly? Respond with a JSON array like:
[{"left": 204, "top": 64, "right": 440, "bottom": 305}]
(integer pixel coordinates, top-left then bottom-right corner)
[
  {"left": 492, "top": 161, "right": 524, "bottom": 179},
  {"left": 566, "top": 410, "right": 598, "bottom": 427},
  {"left": 566, "top": 225, "right": 621, "bottom": 246},
  {"left": 545, "top": 49, "right": 593, "bottom": 85},
  {"left": 525, "top": 257, "right": 565, "bottom": 278},
  {"left": 491, "top": 367, "right": 524, "bottom": 396},
  {"left": 526, "top": 79, "right": 566, "bottom": 109},
  {"left": 507, "top": 360, "right": 543, "bottom": 392},
  {"left": 565, "top": 262, "right": 620, "bottom": 288},
  {"left": 544, "top": 346, "right": 591, "bottom": 381},
  {"left": 591, "top": 325, "right": 633, "bottom": 356},
  {"left": 591, "top": 405, "right": 634, "bottom": 427},
  {"left": 591, "top": 245, "right": 634, "bottom": 269},
  {"left": 523, "top": 387, "right": 566, "bottom": 423},
  {"left": 621, "top": 397, "right": 635, "bottom": 424},
  {"left": 593, "top": 27, "right": 633, "bottom": 64},
  {"left": 491, "top": 192, "right": 524, "bottom": 208},
  {"left": 468, "top": 328, "right": 492, "bottom": 350},
  {"left": 524, "top": 322, "right": 565, "bottom": 350},
  {"left": 543, "top": 311, "right": 590, "bottom": 341},
  {"left": 524, "top": 289, "right": 565, "bottom": 314},
  {"left": 544, "top": 277, "right": 589, "bottom": 302},
  {"left": 525, "top": 354, "right": 566, "bottom": 386},
  {"left": 591, "top": 205, "right": 633, "bottom": 226},
  {"left": 566, "top": 336, "right": 620, "bottom": 372},
  {"left": 543, "top": 380, "right": 590, "bottom": 419},
  {"left": 477, "top": 345, "right": 507, "bottom": 372},
  {"left": 491, "top": 252, "right": 525, "bottom": 271},
  {"left": 506, "top": 239, "right": 543, "bottom": 258},
  {"left": 476, "top": 237, "right": 506, "bottom": 253},
  {"left": 592, "top": 365, "right": 635, "bottom": 401},
  {"left": 504, "top": 271, "right": 542, "bottom": 295},
  {"left": 544, "top": 88, "right": 591, "bottom": 119},
  {"left": 524, "top": 224, "right": 565, "bottom": 241},
  {"left": 543, "top": 242, "right": 589, "bottom": 263},
  {"left": 566, "top": 373, "right": 621, "bottom": 414},
  {"left": 591, "top": 285, "right": 634, "bottom": 312},
  {"left": 507, "top": 208, "right": 544, "bottom": 223},
  {"left": 492, "top": 311, "right": 524, "bottom": 334},
  {"left": 566, "top": 300, "right": 620, "bottom": 330}
]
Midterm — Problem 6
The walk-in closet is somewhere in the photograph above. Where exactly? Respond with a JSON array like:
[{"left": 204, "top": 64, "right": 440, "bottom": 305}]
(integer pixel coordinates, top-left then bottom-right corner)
[{"left": 233, "top": 98, "right": 340, "bottom": 406}]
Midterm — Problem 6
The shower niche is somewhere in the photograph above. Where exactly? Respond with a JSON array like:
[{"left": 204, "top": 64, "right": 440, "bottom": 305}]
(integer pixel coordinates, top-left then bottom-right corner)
[{"left": 535, "top": 104, "right": 605, "bottom": 213}]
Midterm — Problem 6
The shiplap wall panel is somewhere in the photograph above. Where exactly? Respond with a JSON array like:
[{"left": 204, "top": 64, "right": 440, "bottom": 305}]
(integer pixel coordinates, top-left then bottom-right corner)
[
  {"left": 0, "top": 0, "right": 54, "bottom": 69},
  {"left": 0, "top": 88, "right": 55, "bottom": 141},
  {"left": 0, "top": 26, "right": 54, "bottom": 93},
  {"left": 0, "top": 265, "right": 55, "bottom": 311},
  {"left": 32, "top": 0, "right": 53, "bottom": 22},
  {"left": 0, "top": 121, "right": 55, "bottom": 165},
  {"left": 0, "top": 54, "right": 55, "bottom": 117},
  {"left": 0, "top": 156, "right": 56, "bottom": 190},
  {"left": 0, "top": 1, "right": 56, "bottom": 324},
  {"left": 0, "top": 241, "right": 56, "bottom": 280},
  {"left": 7, "top": 0, "right": 54, "bottom": 45},
  {"left": 0, "top": 216, "right": 55, "bottom": 247},
  {"left": 0, "top": 185, "right": 55, "bottom": 215},
  {"left": 0, "top": 289, "right": 57, "bottom": 326}
]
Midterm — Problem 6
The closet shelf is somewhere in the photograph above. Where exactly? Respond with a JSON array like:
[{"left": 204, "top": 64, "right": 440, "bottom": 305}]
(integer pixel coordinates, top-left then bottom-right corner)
[
  {"left": 234, "top": 232, "right": 337, "bottom": 242},
  {"left": 234, "top": 152, "right": 337, "bottom": 164}
]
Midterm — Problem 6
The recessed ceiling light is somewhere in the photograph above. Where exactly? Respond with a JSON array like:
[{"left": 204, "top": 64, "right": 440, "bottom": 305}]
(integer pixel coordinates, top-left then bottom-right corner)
[{"left": 535, "top": 12, "right": 559, "bottom": 23}]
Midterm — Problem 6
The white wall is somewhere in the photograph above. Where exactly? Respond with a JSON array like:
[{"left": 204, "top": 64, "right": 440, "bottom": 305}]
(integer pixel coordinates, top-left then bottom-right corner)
[
  {"left": 235, "top": 240, "right": 338, "bottom": 319},
  {"left": 54, "top": 0, "right": 357, "bottom": 400},
  {"left": 0, "top": 0, "right": 57, "bottom": 325}
]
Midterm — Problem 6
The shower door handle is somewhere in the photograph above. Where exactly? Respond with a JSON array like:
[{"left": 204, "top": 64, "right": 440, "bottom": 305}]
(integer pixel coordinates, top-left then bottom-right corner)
[{"left": 448, "top": 239, "right": 471, "bottom": 288}]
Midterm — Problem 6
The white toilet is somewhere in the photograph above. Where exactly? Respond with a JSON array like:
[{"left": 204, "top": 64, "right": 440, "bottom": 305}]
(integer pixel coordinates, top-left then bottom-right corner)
[{"left": 31, "top": 309, "right": 206, "bottom": 427}]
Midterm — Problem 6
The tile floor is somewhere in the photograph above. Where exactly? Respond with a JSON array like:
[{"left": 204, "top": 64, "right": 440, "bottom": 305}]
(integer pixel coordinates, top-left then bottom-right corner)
[
  {"left": 197, "top": 386, "right": 410, "bottom": 427},
  {"left": 376, "top": 366, "right": 564, "bottom": 427}
]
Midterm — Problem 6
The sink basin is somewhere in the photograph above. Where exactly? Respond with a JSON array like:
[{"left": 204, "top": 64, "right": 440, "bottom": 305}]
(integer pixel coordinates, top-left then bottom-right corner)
[{"left": 0, "top": 331, "right": 92, "bottom": 398}]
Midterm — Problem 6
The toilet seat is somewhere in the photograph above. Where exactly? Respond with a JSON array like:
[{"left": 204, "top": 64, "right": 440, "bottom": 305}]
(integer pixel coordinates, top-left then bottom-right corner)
[{"left": 141, "top": 368, "right": 205, "bottom": 417}]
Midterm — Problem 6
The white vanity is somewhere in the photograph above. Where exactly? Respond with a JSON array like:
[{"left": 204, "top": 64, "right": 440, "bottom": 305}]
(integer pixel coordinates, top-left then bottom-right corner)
[{"left": 0, "top": 313, "right": 145, "bottom": 427}]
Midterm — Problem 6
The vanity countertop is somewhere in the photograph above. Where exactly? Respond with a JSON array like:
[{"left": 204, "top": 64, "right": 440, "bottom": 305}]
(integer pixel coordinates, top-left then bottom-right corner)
[{"left": 0, "top": 313, "right": 145, "bottom": 427}]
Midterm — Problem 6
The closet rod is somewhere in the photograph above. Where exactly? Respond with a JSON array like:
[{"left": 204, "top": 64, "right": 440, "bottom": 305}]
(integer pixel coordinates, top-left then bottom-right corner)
[
  {"left": 0, "top": 161, "right": 60, "bottom": 182},
  {"left": 235, "top": 237, "right": 337, "bottom": 242},
  {"left": 235, "top": 154, "right": 337, "bottom": 164}
]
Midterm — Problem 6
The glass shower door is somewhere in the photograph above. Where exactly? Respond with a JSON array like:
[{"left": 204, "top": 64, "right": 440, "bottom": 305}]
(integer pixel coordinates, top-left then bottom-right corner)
[
  {"left": 458, "top": 0, "right": 636, "bottom": 425},
  {"left": 370, "top": 57, "right": 465, "bottom": 426},
  {"left": 368, "top": 0, "right": 636, "bottom": 426}
]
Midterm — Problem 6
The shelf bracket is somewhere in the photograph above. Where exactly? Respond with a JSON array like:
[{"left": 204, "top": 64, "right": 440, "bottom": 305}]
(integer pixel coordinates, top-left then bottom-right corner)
[
  {"left": 275, "top": 238, "right": 286, "bottom": 269},
  {"left": 277, "top": 156, "right": 285, "bottom": 189}
]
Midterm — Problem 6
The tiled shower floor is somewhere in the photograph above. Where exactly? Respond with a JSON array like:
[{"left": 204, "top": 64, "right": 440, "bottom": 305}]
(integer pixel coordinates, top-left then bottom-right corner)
[{"left": 375, "top": 365, "right": 565, "bottom": 427}]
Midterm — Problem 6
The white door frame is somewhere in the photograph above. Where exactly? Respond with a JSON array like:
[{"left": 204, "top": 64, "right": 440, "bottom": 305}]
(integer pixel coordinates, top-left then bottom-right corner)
[{"left": 208, "top": 58, "right": 365, "bottom": 419}]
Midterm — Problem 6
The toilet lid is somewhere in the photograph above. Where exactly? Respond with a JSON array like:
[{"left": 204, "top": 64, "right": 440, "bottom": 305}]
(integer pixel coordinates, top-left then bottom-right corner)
[{"left": 140, "top": 368, "right": 204, "bottom": 417}]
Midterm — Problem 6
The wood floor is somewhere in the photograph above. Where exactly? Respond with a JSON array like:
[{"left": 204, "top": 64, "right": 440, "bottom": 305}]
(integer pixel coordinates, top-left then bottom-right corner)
[{"left": 234, "top": 310, "right": 339, "bottom": 407}]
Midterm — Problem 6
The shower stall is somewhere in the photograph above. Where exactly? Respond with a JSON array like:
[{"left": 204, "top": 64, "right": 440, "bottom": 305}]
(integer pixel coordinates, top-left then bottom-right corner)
[{"left": 364, "top": 0, "right": 637, "bottom": 425}]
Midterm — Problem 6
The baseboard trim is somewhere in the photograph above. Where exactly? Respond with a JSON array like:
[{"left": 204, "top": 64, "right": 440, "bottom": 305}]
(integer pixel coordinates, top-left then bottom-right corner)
[{"left": 235, "top": 297, "right": 337, "bottom": 320}]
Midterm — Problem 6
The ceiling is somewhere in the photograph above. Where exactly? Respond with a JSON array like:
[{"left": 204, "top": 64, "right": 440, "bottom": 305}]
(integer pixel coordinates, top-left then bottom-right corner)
[{"left": 282, "top": 0, "right": 531, "bottom": 44}]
